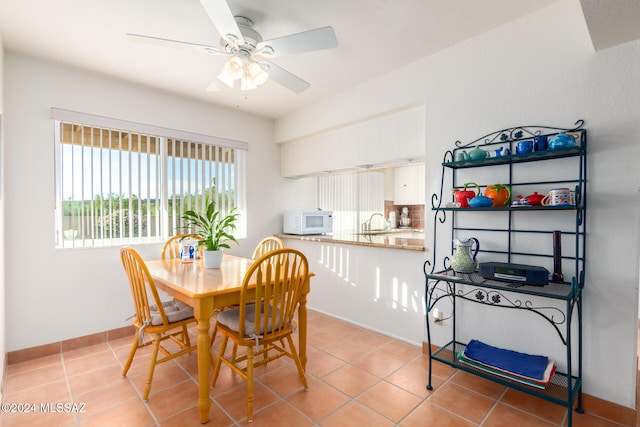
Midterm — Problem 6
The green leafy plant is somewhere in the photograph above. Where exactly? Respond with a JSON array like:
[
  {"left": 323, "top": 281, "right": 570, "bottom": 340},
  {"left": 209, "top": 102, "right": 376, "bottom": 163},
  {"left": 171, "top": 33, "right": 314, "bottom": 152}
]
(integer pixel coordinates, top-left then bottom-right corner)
[{"left": 180, "top": 201, "right": 239, "bottom": 251}]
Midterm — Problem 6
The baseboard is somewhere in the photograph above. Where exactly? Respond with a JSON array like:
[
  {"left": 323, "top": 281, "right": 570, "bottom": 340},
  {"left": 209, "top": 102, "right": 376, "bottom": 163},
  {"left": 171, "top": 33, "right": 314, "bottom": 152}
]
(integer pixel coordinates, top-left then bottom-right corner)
[
  {"left": 6, "top": 325, "right": 134, "bottom": 365},
  {"left": 421, "top": 341, "right": 636, "bottom": 426}
]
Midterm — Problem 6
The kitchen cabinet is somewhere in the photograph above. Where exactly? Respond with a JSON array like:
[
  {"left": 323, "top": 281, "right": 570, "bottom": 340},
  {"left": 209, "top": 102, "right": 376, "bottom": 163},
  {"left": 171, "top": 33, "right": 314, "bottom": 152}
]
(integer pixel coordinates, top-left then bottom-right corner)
[
  {"left": 280, "top": 106, "right": 425, "bottom": 178},
  {"left": 394, "top": 164, "right": 425, "bottom": 205},
  {"left": 423, "top": 121, "right": 586, "bottom": 426}
]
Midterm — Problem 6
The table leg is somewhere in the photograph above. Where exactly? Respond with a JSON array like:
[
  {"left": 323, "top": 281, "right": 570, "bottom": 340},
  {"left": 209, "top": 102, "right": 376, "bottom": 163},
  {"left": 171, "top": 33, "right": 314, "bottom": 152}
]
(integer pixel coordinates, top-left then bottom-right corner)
[
  {"left": 194, "top": 298, "right": 214, "bottom": 424},
  {"left": 298, "top": 278, "right": 309, "bottom": 370}
]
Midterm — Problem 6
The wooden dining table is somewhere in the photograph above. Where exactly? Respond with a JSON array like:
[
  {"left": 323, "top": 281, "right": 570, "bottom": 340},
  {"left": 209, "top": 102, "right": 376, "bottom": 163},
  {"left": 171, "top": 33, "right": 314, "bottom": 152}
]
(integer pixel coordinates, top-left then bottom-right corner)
[{"left": 145, "top": 254, "right": 313, "bottom": 424}]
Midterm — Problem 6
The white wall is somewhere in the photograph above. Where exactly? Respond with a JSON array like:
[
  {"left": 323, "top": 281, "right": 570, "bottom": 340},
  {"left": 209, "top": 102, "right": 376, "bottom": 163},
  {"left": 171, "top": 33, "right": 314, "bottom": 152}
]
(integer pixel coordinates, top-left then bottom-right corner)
[
  {"left": 275, "top": 0, "right": 640, "bottom": 410},
  {"left": 0, "top": 35, "right": 6, "bottom": 398},
  {"left": 284, "top": 239, "right": 428, "bottom": 345},
  {"left": 2, "top": 52, "right": 291, "bottom": 352}
]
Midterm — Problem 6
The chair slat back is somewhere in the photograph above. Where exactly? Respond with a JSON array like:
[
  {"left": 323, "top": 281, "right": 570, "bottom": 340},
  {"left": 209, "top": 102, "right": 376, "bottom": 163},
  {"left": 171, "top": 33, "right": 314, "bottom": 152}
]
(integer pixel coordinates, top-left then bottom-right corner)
[
  {"left": 251, "top": 236, "right": 285, "bottom": 260},
  {"left": 238, "top": 249, "right": 308, "bottom": 343},
  {"left": 121, "top": 246, "right": 169, "bottom": 326},
  {"left": 162, "top": 234, "right": 203, "bottom": 260}
]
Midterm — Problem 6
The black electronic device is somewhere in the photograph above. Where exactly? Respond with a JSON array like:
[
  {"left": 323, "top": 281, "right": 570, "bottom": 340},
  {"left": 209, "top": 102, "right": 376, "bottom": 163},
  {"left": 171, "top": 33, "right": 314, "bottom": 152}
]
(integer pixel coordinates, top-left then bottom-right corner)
[{"left": 478, "top": 262, "right": 549, "bottom": 286}]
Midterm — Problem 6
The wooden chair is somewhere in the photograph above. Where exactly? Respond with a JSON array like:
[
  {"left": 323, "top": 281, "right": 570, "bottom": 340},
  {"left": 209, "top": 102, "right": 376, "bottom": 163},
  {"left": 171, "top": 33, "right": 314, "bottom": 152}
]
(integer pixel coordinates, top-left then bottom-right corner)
[
  {"left": 213, "top": 234, "right": 287, "bottom": 363},
  {"left": 251, "top": 236, "right": 285, "bottom": 260},
  {"left": 120, "top": 246, "right": 197, "bottom": 400},
  {"left": 211, "top": 236, "right": 283, "bottom": 355},
  {"left": 211, "top": 248, "right": 309, "bottom": 422},
  {"left": 161, "top": 233, "right": 203, "bottom": 260}
]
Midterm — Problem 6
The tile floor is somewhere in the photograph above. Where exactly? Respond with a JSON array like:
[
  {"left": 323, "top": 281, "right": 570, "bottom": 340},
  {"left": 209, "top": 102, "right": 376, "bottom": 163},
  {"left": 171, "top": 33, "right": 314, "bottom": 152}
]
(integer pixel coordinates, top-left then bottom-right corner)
[{"left": 0, "top": 310, "right": 633, "bottom": 426}]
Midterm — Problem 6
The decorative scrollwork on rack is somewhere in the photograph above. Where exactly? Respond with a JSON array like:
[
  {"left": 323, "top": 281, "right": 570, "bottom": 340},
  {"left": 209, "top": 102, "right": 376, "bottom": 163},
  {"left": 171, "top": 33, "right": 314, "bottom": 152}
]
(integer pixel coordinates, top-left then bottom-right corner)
[
  {"left": 423, "top": 259, "right": 432, "bottom": 275},
  {"left": 455, "top": 287, "right": 569, "bottom": 344},
  {"left": 432, "top": 151, "right": 454, "bottom": 211},
  {"left": 425, "top": 279, "right": 454, "bottom": 311},
  {"left": 454, "top": 119, "right": 585, "bottom": 148}
]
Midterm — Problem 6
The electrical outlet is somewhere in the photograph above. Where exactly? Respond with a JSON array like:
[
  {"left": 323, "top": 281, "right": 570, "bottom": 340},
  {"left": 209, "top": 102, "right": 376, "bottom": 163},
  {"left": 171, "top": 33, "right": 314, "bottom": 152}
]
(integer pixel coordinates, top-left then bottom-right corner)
[{"left": 432, "top": 308, "right": 444, "bottom": 325}]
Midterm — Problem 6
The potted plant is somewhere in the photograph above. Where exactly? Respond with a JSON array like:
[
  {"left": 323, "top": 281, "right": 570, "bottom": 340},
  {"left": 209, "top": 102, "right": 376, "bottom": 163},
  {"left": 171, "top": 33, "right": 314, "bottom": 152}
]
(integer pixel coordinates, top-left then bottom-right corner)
[{"left": 180, "top": 201, "right": 239, "bottom": 268}]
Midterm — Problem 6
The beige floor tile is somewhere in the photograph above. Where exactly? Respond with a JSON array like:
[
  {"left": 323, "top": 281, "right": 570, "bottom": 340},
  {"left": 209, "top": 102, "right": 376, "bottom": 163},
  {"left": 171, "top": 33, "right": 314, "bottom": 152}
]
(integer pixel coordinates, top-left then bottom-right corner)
[
  {"left": 3, "top": 363, "right": 66, "bottom": 393},
  {"left": 356, "top": 381, "right": 422, "bottom": 423},
  {"left": 350, "top": 350, "right": 405, "bottom": 378},
  {"left": 400, "top": 401, "right": 476, "bottom": 427},
  {"left": 78, "top": 400, "right": 155, "bottom": 427},
  {"left": 322, "top": 337, "right": 377, "bottom": 362},
  {"left": 565, "top": 411, "right": 628, "bottom": 427},
  {"left": 0, "top": 409, "right": 77, "bottom": 427},
  {"left": 63, "top": 349, "right": 119, "bottom": 377},
  {"left": 385, "top": 362, "right": 444, "bottom": 398},
  {"left": 242, "top": 400, "right": 313, "bottom": 426},
  {"left": 483, "top": 402, "right": 558, "bottom": 427},
  {"left": 157, "top": 401, "right": 233, "bottom": 427},
  {"left": 144, "top": 379, "right": 200, "bottom": 421},
  {"left": 212, "top": 381, "right": 279, "bottom": 422},
  {"left": 128, "top": 361, "right": 192, "bottom": 398},
  {"left": 322, "top": 364, "right": 380, "bottom": 397},
  {"left": 2, "top": 378, "right": 71, "bottom": 404},
  {"left": 74, "top": 380, "right": 140, "bottom": 419},
  {"left": 4, "top": 353, "right": 62, "bottom": 376},
  {"left": 319, "top": 401, "right": 395, "bottom": 427},
  {"left": 375, "top": 340, "right": 422, "bottom": 364},
  {"left": 303, "top": 348, "right": 346, "bottom": 378},
  {"left": 500, "top": 388, "right": 567, "bottom": 425},
  {"left": 285, "top": 378, "right": 350, "bottom": 421},
  {"left": 428, "top": 381, "right": 496, "bottom": 424},
  {"left": 67, "top": 364, "right": 126, "bottom": 397},
  {"left": 259, "top": 364, "right": 308, "bottom": 397},
  {"left": 62, "top": 343, "right": 112, "bottom": 361},
  {"left": 449, "top": 370, "right": 507, "bottom": 400}
]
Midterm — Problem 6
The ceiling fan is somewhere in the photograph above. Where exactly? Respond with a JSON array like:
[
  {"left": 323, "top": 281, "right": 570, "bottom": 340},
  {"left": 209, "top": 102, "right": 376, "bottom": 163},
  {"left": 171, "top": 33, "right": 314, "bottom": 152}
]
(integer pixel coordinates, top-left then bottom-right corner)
[{"left": 127, "top": 0, "right": 338, "bottom": 93}]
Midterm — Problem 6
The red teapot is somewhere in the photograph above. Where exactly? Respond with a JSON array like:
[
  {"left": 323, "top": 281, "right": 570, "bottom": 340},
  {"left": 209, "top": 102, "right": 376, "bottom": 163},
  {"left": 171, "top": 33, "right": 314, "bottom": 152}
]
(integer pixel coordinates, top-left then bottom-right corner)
[
  {"left": 525, "top": 191, "right": 544, "bottom": 206},
  {"left": 452, "top": 182, "right": 479, "bottom": 208}
]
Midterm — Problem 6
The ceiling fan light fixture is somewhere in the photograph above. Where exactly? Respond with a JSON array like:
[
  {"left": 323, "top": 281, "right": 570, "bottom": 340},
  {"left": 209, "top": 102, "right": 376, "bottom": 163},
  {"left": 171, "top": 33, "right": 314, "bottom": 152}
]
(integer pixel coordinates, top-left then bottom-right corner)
[
  {"left": 240, "top": 74, "right": 258, "bottom": 91},
  {"left": 223, "top": 56, "right": 244, "bottom": 79},
  {"left": 248, "top": 62, "right": 268, "bottom": 86}
]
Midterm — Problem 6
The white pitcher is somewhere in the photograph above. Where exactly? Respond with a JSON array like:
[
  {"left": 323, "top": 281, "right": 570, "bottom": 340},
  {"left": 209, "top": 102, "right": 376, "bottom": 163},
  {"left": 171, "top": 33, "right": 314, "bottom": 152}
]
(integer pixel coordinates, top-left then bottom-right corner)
[{"left": 451, "top": 238, "right": 479, "bottom": 273}]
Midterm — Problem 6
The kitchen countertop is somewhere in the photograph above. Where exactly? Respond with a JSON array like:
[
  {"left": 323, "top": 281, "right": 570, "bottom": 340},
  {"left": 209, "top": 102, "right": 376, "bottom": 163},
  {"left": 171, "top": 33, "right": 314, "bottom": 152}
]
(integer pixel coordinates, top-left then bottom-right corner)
[{"left": 277, "top": 229, "right": 426, "bottom": 251}]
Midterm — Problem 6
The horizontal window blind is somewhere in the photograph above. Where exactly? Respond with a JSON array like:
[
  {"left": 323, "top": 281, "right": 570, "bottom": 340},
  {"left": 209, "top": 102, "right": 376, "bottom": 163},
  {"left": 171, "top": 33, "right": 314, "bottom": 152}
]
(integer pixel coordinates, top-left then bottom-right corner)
[{"left": 51, "top": 108, "right": 248, "bottom": 150}]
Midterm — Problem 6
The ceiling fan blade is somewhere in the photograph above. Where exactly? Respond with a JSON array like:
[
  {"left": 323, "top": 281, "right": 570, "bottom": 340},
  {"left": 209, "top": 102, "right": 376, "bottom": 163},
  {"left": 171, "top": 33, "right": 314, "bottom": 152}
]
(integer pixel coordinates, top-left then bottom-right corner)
[
  {"left": 265, "top": 62, "right": 310, "bottom": 93},
  {"left": 257, "top": 26, "right": 337, "bottom": 58},
  {"left": 127, "top": 33, "right": 227, "bottom": 56},
  {"left": 199, "top": 0, "right": 244, "bottom": 46}
]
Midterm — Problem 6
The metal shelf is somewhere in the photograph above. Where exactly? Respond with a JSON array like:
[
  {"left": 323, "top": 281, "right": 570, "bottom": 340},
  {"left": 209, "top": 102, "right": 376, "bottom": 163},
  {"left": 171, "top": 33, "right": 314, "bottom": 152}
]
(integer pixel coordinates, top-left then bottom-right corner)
[
  {"left": 444, "top": 146, "right": 582, "bottom": 169},
  {"left": 426, "top": 269, "right": 578, "bottom": 301},
  {"left": 431, "top": 341, "right": 581, "bottom": 407},
  {"left": 424, "top": 121, "right": 586, "bottom": 426}
]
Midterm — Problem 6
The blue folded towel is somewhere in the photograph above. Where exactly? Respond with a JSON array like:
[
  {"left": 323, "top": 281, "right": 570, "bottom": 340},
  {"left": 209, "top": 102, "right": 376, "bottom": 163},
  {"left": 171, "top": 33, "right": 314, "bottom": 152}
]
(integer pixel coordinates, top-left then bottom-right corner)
[{"left": 463, "top": 339, "right": 549, "bottom": 380}]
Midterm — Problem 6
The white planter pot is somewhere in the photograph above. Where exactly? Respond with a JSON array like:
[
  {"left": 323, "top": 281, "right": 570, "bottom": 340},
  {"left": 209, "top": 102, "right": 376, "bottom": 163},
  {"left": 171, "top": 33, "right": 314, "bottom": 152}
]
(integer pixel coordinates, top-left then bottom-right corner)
[{"left": 203, "top": 250, "right": 223, "bottom": 268}]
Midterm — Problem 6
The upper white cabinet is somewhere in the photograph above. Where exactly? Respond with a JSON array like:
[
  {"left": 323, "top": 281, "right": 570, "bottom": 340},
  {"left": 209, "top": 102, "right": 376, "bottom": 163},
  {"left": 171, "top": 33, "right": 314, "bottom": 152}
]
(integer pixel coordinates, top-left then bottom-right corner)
[
  {"left": 280, "top": 105, "right": 425, "bottom": 178},
  {"left": 394, "top": 164, "right": 425, "bottom": 205}
]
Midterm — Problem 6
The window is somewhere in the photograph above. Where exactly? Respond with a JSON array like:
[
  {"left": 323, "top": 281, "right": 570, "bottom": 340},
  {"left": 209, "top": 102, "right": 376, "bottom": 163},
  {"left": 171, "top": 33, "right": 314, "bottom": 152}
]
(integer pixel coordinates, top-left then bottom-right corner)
[
  {"left": 53, "top": 109, "right": 247, "bottom": 248},
  {"left": 318, "top": 170, "right": 384, "bottom": 232}
]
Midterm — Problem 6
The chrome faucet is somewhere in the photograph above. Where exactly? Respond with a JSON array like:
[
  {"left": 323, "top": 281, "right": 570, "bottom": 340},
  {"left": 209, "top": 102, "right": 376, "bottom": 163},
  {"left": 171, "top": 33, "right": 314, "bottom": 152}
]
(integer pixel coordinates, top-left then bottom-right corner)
[{"left": 362, "top": 212, "right": 385, "bottom": 232}]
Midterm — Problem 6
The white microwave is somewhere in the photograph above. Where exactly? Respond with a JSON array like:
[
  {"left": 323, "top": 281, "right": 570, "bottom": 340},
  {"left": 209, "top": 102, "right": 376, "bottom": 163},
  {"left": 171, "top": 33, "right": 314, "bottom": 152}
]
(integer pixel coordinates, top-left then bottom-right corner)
[{"left": 283, "top": 210, "right": 333, "bottom": 235}]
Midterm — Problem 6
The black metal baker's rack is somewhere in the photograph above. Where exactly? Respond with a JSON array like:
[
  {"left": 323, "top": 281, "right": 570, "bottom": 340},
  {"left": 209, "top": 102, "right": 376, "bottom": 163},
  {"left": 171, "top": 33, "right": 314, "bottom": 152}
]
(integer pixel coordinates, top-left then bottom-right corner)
[{"left": 423, "top": 121, "right": 586, "bottom": 426}]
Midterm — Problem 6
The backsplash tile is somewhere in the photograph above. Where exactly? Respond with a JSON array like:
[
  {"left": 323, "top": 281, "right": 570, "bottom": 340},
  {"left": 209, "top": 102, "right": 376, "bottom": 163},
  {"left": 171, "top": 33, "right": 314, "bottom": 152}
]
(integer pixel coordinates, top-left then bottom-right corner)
[{"left": 384, "top": 201, "right": 424, "bottom": 230}]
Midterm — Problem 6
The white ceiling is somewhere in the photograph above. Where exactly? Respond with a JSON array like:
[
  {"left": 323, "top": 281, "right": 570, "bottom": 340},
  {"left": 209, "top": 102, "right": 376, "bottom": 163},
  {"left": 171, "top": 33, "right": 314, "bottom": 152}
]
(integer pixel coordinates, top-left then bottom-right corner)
[{"left": 0, "top": 0, "right": 636, "bottom": 120}]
